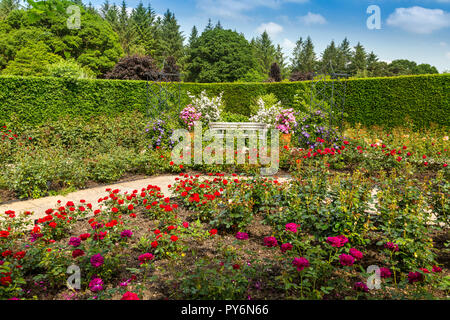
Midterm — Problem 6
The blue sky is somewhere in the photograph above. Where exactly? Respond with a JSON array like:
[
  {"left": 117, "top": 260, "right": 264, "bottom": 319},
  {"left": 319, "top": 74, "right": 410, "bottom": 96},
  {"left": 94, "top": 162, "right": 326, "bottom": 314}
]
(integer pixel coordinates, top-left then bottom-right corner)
[{"left": 86, "top": 0, "right": 450, "bottom": 72}]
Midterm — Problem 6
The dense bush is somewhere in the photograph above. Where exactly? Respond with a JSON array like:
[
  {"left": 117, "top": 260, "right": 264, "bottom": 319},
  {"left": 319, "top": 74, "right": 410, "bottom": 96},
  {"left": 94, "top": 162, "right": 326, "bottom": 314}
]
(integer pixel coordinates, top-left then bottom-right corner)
[
  {"left": 290, "top": 71, "right": 314, "bottom": 82},
  {"left": 269, "top": 62, "right": 282, "bottom": 82},
  {"left": 104, "top": 55, "right": 160, "bottom": 81},
  {"left": 0, "top": 0, "right": 123, "bottom": 76},
  {"left": 0, "top": 74, "right": 448, "bottom": 128}
]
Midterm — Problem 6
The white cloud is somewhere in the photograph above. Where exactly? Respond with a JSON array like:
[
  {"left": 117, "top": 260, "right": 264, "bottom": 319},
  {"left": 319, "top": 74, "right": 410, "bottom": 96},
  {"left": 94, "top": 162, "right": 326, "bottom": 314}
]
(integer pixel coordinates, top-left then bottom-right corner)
[
  {"left": 446, "top": 52, "right": 450, "bottom": 59},
  {"left": 282, "top": 38, "right": 296, "bottom": 52},
  {"left": 299, "top": 12, "right": 327, "bottom": 26},
  {"left": 257, "top": 22, "right": 284, "bottom": 37},
  {"left": 386, "top": 6, "right": 450, "bottom": 34},
  {"left": 440, "top": 41, "right": 448, "bottom": 46}
]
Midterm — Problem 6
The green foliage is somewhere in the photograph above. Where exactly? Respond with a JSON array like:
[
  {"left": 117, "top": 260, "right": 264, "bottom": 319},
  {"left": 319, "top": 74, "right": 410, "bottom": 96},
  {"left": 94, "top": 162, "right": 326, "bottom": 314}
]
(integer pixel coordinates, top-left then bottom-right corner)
[
  {"left": 173, "top": 255, "right": 251, "bottom": 300},
  {"left": 185, "top": 26, "right": 256, "bottom": 83},
  {"left": 291, "top": 36, "right": 316, "bottom": 73},
  {"left": 220, "top": 111, "right": 249, "bottom": 122},
  {"left": 47, "top": 59, "right": 95, "bottom": 79},
  {"left": 237, "top": 68, "right": 266, "bottom": 83},
  {"left": 251, "top": 31, "right": 276, "bottom": 78},
  {"left": 2, "top": 42, "right": 62, "bottom": 76},
  {"left": 0, "top": 0, "right": 20, "bottom": 20},
  {"left": 155, "top": 10, "right": 185, "bottom": 66},
  {"left": 349, "top": 42, "right": 367, "bottom": 75},
  {"left": 0, "top": 0, "right": 123, "bottom": 76}
]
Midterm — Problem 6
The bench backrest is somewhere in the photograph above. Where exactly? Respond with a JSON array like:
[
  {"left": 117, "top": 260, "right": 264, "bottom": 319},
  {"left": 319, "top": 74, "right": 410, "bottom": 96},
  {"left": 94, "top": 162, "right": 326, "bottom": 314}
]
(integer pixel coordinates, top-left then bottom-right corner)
[{"left": 209, "top": 122, "right": 268, "bottom": 138}]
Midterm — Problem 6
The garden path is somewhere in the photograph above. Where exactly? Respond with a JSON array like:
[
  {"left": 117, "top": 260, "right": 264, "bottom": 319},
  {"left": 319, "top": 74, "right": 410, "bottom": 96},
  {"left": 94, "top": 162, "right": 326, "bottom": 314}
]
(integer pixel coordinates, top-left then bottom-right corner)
[
  {"left": 0, "top": 175, "right": 179, "bottom": 222},
  {"left": 0, "top": 174, "right": 292, "bottom": 223}
]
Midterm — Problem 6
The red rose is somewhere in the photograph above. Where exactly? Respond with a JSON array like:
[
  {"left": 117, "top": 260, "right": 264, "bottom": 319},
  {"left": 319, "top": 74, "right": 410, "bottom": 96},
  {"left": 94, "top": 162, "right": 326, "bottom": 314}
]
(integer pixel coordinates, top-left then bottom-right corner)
[
  {"left": 0, "top": 276, "right": 12, "bottom": 287},
  {"left": 72, "top": 249, "right": 85, "bottom": 258},
  {"left": 14, "top": 251, "right": 26, "bottom": 260},
  {"left": 80, "top": 233, "right": 91, "bottom": 241},
  {"left": 121, "top": 291, "right": 139, "bottom": 300}
]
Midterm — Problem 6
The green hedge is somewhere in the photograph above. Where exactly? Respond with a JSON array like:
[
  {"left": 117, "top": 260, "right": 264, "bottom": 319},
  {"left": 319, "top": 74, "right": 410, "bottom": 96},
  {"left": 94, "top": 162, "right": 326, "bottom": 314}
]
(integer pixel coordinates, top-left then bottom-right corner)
[{"left": 0, "top": 74, "right": 448, "bottom": 128}]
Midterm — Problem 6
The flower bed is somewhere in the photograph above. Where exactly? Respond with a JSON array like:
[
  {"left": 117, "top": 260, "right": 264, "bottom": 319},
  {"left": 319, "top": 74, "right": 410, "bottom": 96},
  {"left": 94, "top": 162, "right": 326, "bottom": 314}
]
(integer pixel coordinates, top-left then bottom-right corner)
[{"left": 0, "top": 167, "right": 448, "bottom": 300}]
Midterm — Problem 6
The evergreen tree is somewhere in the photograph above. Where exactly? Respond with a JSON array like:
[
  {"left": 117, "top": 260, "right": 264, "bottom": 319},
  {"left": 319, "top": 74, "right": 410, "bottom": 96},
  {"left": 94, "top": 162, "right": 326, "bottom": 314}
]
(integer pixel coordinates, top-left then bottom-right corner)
[
  {"left": 321, "top": 40, "right": 338, "bottom": 73},
  {"left": 370, "top": 61, "right": 391, "bottom": 77},
  {"left": 275, "top": 44, "right": 288, "bottom": 79},
  {"left": 301, "top": 36, "right": 316, "bottom": 73},
  {"left": 290, "top": 36, "right": 316, "bottom": 73},
  {"left": 119, "top": 0, "right": 128, "bottom": 27},
  {"left": 291, "top": 37, "right": 303, "bottom": 73},
  {"left": 188, "top": 25, "right": 198, "bottom": 47},
  {"left": 253, "top": 31, "right": 276, "bottom": 78},
  {"left": 336, "top": 37, "right": 351, "bottom": 73},
  {"left": 204, "top": 18, "right": 213, "bottom": 31},
  {"left": 155, "top": 9, "right": 185, "bottom": 66},
  {"left": 0, "top": 0, "right": 20, "bottom": 19},
  {"left": 116, "top": 0, "right": 136, "bottom": 55},
  {"left": 366, "top": 51, "right": 378, "bottom": 76},
  {"left": 129, "top": 1, "right": 157, "bottom": 56},
  {"left": 350, "top": 42, "right": 367, "bottom": 75},
  {"left": 101, "top": 1, "right": 119, "bottom": 27},
  {"left": 87, "top": 2, "right": 97, "bottom": 15},
  {"left": 100, "top": 0, "right": 110, "bottom": 17}
]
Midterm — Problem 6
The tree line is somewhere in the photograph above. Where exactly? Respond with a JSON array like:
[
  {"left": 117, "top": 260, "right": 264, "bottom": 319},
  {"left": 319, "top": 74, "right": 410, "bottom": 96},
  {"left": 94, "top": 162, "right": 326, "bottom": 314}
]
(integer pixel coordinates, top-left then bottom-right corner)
[{"left": 0, "top": 0, "right": 441, "bottom": 82}]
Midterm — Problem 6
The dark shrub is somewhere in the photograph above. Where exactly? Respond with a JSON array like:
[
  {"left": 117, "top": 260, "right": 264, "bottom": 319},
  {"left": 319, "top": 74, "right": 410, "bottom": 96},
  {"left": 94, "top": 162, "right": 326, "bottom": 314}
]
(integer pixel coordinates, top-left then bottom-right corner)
[
  {"left": 268, "top": 62, "right": 282, "bottom": 82},
  {"left": 105, "top": 55, "right": 160, "bottom": 80},
  {"left": 290, "top": 71, "right": 314, "bottom": 81}
]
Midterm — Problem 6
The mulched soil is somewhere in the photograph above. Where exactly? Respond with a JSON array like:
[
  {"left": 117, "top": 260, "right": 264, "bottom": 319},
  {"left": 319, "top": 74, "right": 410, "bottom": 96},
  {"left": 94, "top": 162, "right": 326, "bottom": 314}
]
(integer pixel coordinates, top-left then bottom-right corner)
[{"left": 0, "top": 189, "right": 15, "bottom": 204}]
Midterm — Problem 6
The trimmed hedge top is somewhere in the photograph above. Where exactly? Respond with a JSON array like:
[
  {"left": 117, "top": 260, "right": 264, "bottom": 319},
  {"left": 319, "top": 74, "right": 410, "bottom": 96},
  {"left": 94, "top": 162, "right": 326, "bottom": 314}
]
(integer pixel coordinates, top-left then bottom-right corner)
[{"left": 0, "top": 74, "right": 448, "bottom": 128}]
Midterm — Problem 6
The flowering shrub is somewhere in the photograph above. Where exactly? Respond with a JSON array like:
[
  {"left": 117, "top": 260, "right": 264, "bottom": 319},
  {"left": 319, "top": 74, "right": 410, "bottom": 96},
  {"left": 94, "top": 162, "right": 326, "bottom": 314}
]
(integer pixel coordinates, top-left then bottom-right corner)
[
  {"left": 170, "top": 173, "right": 256, "bottom": 231},
  {"left": 249, "top": 95, "right": 282, "bottom": 127},
  {"left": 180, "top": 105, "right": 201, "bottom": 131},
  {"left": 292, "top": 109, "right": 345, "bottom": 150},
  {"left": 145, "top": 119, "right": 175, "bottom": 149},
  {"left": 275, "top": 109, "right": 297, "bottom": 134},
  {"left": 188, "top": 90, "right": 222, "bottom": 124}
]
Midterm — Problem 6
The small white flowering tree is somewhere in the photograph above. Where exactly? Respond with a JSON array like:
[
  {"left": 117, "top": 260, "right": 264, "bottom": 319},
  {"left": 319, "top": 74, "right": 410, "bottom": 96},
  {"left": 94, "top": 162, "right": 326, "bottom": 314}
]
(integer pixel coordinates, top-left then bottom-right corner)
[
  {"left": 187, "top": 90, "right": 223, "bottom": 124},
  {"left": 249, "top": 97, "right": 283, "bottom": 128}
]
